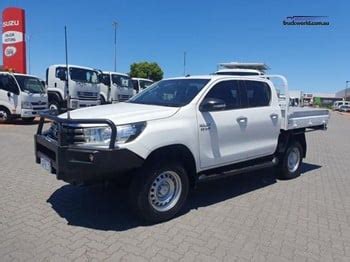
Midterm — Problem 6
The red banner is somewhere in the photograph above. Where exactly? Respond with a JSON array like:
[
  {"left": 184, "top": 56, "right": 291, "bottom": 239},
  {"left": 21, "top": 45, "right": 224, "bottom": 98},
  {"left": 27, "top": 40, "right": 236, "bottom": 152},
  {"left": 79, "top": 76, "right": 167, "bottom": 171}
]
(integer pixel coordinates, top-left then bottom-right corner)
[{"left": 2, "top": 7, "right": 26, "bottom": 73}]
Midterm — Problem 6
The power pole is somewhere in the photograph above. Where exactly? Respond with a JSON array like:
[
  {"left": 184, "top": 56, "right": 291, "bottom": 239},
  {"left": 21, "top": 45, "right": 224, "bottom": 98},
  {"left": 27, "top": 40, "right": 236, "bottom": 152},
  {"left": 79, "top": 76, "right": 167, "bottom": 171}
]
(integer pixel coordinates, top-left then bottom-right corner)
[
  {"left": 112, "top": 21, "right": 118, "bottom": 72},
  {"left": 64, "top": 26, "right": 70, "bottom": 119}
]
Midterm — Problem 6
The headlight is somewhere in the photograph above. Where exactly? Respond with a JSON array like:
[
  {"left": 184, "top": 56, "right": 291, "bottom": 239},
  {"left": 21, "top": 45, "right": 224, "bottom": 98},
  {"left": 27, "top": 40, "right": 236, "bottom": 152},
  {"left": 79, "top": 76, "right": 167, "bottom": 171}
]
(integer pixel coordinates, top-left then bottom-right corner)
[
  {"left": 21, "top": 101, "right": 32, "bottom": 109},
  {"left": 81, "top": 122, "right": 146, "bottom": 146}
]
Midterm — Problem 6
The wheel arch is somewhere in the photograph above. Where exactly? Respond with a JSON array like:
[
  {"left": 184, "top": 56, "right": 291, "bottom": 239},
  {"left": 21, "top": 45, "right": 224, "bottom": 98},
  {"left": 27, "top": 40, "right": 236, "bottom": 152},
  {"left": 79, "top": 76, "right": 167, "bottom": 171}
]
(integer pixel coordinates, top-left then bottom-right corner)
[
  {"left": 145, "top": 144, "right": 198, "bottom": 187},
  {"left": 277, "top": 130, "right": 306, "bottom": 158},
  {"left": 48, "top": 91, "right": 63, "bottom": 103}
]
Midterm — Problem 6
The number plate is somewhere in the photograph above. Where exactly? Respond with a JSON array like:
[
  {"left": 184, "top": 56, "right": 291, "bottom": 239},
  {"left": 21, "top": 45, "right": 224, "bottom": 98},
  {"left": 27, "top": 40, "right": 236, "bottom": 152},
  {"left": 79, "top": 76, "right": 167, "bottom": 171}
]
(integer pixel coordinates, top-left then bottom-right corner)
[{"left": 40, "top": 157, "right": 51, "bottom": 172}]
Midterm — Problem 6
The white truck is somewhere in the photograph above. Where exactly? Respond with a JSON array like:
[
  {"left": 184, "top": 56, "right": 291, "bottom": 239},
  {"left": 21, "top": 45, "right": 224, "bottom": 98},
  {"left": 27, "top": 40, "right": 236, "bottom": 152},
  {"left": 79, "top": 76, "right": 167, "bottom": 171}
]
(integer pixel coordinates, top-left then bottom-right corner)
[
  {"left": 46, "top": 65, "right": 100, "bottom": 113},
  {"left": 131, "top": 77, "right": 154, "bottom": 94},
  {"left": 215, "top": 62, "right": 267, "bottom": 76},
  {"left": 35, "top": 74, "right": 329, "bottom": 222},
  {"left": 99, "top": 71, "right": 134, "bottom": 104},
  {"left": 0, "top": 72, "right": 48, "bottom": 122}
]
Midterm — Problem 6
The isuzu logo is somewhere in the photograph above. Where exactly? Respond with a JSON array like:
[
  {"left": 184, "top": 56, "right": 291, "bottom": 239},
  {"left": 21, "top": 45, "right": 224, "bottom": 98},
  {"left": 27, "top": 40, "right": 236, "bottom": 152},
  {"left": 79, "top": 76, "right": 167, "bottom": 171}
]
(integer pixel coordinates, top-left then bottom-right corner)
[{"left": 2, "top": 20, "right": 19, "bottom": 28}]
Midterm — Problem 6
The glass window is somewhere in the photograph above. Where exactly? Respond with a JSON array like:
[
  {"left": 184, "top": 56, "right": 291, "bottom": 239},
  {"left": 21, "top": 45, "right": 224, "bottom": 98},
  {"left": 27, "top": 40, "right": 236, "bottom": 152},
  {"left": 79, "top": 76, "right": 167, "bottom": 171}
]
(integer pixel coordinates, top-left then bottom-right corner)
[
  {"left": 14, "top": 75, "right": 45, "bottom": 94},
  {"left": 0, "top": 74, "right": 19, "bottom": 94},
  {"left": 244, "top": 80, "right": 271, "bottom": 107},
  {"left": 69, "top": 67, "right": 99, "bottom": 84},
  {"left": 140, "top": 80, "right": 153, "bottom": 90},
  {"left": 203, "top": 80, "right": 241, "bottom": 110},
  {"left": 55, "top": 67, "right": 67, "bottom": 79},
  {"left": 112, "top": 74, "right": 133, "bottom": 89},
  {"left": 129, "top": 79, "right": 209, "bottom": 107}
]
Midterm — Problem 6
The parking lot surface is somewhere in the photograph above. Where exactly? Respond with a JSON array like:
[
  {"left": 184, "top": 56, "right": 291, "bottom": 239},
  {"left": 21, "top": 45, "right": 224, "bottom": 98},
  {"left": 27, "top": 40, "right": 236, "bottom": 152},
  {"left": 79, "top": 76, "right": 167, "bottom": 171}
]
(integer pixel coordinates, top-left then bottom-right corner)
[{"left": 0, "top": 112, "right": 350, "bottom": 262}]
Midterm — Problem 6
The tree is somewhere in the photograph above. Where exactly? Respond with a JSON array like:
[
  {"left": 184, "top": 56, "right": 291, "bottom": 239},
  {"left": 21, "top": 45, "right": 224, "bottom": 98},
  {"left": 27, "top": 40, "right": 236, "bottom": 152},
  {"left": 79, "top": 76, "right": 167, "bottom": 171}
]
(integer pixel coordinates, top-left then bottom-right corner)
[{"left": 129, "top": 62, "right": 163, "bottom": 82}]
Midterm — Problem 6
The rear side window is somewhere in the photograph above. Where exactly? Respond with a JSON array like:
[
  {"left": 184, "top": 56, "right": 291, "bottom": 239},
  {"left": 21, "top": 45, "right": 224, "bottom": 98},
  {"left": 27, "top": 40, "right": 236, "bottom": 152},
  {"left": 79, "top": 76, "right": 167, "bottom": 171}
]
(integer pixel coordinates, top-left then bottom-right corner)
[
  {"left": 204, "top": 80, "right": 241, "bottom": 110},
  {"left": 244, "top": 80, "right": 271, "bottom": 107}
]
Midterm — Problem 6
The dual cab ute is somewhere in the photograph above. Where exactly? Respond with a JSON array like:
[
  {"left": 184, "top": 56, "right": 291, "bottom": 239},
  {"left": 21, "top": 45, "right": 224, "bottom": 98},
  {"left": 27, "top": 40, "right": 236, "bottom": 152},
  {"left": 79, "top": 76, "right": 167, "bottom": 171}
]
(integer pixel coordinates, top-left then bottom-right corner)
[{"left": 34, "top": 75, "right": 329, "bottom": 222}]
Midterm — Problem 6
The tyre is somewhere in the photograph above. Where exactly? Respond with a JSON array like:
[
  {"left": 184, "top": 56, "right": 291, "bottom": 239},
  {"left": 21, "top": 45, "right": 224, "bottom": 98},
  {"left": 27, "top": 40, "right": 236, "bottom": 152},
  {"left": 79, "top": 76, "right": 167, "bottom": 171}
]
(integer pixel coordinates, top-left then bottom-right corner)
[
  {"left": 22, "top": 117, "right": 35, "bottom": 123},
  {"left": 0, "top": 107, "right": 11, "bottom": 123},
  {"left": 278, "top": 141, "right": 303, "bottom": 179},
  {"left": 100, "top": 95, "right": 106, "bottom": 105},
  {"left": 129, "top": 161, "right": 189, "bottom": 223},
  {"left": 49, "top": 101, "right": 60, "bottom": 114}
]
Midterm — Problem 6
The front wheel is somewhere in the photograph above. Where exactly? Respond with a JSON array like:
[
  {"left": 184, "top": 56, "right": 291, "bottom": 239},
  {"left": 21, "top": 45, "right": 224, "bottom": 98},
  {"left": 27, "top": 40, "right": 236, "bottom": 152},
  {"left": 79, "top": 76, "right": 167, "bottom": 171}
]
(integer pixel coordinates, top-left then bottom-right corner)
[
  {"left": 0, "top": 107, "right": 11, "bottom": 123},
  {"left": 129, "top": 161, "right": 189, "bottom": 223},
  {"left": 49, "top": 101, "right": 60, "bottom": 114},
  {"left": 278, "top": 141, "right": 303, "bottom": 179}
]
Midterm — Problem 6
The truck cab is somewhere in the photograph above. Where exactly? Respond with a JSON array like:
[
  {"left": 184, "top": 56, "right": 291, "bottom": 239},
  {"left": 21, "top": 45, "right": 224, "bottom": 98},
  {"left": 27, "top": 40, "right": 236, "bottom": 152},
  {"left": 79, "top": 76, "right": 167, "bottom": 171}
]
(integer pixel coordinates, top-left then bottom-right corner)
[
  {"left": 46, "top": 64, "right": 100, "bottom": 112},
  {"left": 99, "top": 71, "right": 134, "bottom": 104},
  {"left": 131, "top": 78, "right": 154, "bottom": 95},
  {"left": 0, "top": 72, "right": 48, "bottom": 122}
]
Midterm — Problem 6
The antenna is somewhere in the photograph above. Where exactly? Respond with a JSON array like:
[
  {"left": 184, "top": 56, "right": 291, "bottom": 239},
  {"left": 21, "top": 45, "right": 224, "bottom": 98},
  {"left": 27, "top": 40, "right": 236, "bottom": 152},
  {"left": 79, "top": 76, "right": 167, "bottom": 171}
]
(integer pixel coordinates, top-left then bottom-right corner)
[
  {"left": 64, "top": 26, "right": 71, "bottom": 119},
  {"left": 183, "top": 51, "right": 186, "bottom": 76}
]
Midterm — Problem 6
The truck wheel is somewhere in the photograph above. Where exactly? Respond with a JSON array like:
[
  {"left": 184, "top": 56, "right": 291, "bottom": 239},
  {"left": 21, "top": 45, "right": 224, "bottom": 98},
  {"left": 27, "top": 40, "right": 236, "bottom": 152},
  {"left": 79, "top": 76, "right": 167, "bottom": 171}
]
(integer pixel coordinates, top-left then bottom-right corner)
[
  {"left": 49, "top": 101, "right": 60, "bottom": 114},
  {"left": 278, "top": 141, "right": 303, "bottom": 179},
  {"left": 129, "top": 161, "right": 189, "bottom": 223},
  {"left": 22, "top": 117, "right": 35, "bottom": 123},
  {"left": 100, "top": 95, "right": 106, "bottom": 105},
  {"left": 0, "top": 107, "right": 11, "bottom": 123}
]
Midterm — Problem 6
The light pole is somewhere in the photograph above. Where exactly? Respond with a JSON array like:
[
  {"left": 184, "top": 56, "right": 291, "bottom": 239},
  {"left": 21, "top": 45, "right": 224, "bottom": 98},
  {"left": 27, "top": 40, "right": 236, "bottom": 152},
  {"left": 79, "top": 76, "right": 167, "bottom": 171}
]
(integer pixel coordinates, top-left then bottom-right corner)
[
  {"left": 345, "top": 81, "right": 350, "bottom": 101},
  {"left": 26, "top": 35, "right": 31, "bottom": 74},
  {"left": 112, "top": 21, "right": 118, "bottom": 72}
]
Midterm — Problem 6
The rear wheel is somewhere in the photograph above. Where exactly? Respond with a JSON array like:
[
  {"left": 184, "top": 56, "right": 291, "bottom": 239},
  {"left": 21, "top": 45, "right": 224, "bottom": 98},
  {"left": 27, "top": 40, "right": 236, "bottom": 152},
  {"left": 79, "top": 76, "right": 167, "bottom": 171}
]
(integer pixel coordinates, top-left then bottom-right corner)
[
  {"left": 0, "top": 107, "right": 11, "bottom": 123},
  {"left": 278, "top": 141, "right": 303, "bottom": 179},
  {"left": 129, "top": 161, "right": 189, "bottom": 223}
]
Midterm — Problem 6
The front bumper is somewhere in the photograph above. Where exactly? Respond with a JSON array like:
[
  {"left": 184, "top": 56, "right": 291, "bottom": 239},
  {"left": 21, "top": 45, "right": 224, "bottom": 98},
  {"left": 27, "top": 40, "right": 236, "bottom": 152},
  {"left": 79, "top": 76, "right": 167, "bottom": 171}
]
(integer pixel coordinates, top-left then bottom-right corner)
[
  {"left": 34, "top": 114, "right": 144, "bottom": 184},
  {"left": 21, "top": 108, "right": 49, "bottom": 118}
]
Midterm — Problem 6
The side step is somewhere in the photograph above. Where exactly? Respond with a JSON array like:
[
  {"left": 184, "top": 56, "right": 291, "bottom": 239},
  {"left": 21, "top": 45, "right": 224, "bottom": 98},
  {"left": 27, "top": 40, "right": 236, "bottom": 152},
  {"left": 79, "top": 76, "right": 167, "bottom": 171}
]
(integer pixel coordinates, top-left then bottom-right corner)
[{"left": 198, "top": 157, "right": 278, "bottom": 182}]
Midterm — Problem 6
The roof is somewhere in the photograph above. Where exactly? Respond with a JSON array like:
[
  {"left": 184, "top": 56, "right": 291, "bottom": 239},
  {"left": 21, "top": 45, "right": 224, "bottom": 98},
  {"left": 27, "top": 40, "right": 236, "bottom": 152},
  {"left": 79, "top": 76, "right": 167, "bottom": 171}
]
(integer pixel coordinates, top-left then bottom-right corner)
[
  {"left": 166, "top": 74, "right": 270, "bottom": 82},
  {"left": 49, "top": 64, "right": 98, "bottom": 71},
  {"left": 102, "top": 71, "right": 128, "bottom": 76},
  {"left": 131, "top": 78, "right": 154, "bottom": 82},
  {"left": 215, "top": 68, "right": 262, "bottom": 74},
  {"left": 218, "top": 62, "right": 269, "bottom": 72},
  {"left": 0, "top": 71, "right": 41, "bottom": 79}
]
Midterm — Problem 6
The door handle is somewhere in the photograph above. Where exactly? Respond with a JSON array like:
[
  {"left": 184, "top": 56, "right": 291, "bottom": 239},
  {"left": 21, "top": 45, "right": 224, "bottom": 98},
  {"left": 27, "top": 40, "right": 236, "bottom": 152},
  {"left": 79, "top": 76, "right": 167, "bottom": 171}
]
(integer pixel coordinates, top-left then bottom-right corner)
[
  {"left": 270, "top": 113, "right": 278, "bottom": 119},
  {"left": 54, "top": 82, "right": 57, "bottom": 87},
  {"left": 236, "top": 116, "right": 247, "bottom": 123}
]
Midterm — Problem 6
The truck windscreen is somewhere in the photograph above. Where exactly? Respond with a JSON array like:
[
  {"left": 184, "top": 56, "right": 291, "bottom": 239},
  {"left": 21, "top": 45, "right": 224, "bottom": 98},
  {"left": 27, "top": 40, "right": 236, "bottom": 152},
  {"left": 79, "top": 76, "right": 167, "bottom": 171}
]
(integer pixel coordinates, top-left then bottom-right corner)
[
  {"left": 112, "top": 75, "right": 133, "bottom": 89},
  {"left": 69, "top": 68, "right": 99, "bottom": 84},
  {"left": 14, "top": 75, "right": 46, "bottom": 94}
]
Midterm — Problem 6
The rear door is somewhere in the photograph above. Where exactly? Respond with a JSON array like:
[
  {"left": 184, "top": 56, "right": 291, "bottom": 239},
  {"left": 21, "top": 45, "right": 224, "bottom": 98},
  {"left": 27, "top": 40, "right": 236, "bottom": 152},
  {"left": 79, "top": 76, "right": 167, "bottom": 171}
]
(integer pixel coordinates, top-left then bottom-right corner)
[{"left": 239, "top": 80, "right": 280, "bottom": 159}]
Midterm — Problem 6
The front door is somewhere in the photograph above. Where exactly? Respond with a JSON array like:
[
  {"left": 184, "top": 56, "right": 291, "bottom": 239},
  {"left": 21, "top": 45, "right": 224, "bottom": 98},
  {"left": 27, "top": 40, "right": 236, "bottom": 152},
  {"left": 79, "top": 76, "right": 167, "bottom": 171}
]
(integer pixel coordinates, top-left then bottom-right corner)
[
  {"left": 197, "top": 80, "right": 248, "bottom": 169},
  {"left": 0, "top": 74, "right": 20, "bottom": 114}
]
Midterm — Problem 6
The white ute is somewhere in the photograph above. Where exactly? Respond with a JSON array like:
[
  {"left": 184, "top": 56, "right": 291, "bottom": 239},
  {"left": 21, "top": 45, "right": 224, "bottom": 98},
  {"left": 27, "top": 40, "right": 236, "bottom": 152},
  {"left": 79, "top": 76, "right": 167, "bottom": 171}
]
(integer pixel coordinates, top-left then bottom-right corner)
[
  {"left": 0, "top": 72, "right": 48, "bottom": 122},
  {"left": 35, "top": 74, "right": 329, "bottom": 222}
]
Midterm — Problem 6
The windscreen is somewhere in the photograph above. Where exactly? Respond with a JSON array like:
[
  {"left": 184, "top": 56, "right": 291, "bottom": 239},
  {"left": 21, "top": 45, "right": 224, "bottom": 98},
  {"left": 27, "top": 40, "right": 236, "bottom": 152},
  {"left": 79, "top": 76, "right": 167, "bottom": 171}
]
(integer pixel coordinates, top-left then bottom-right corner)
[
  {"left": 112, "top": 74, "right": 133, "bottom": 89},
  {"left": 14, "top": 75, "right": 45, "bottom": 94},
  {"left": 69, "top": 67, "right": 99, "bottom": 84},
  {"left": 129, "top": 79, "right": 210, "bottom": 107}
]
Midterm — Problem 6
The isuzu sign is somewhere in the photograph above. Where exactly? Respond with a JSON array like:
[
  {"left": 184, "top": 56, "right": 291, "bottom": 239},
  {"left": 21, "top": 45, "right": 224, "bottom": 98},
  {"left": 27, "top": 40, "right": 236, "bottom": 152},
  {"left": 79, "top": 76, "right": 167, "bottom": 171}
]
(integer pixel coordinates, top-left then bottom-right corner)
[{"left": 2, "top": 7, "right": 26, "bottom": 73}]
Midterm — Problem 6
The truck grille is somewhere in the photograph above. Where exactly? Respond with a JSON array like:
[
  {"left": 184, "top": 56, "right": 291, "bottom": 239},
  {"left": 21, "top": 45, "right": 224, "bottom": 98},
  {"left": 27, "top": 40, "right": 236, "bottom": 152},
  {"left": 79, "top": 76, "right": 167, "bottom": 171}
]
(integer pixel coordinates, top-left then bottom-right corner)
[
  {"left": 77, "top": 91, "right": 98, "bottom": 100},
  {"left": 118, "top": 94, "right": 131, "bottom": 101}
]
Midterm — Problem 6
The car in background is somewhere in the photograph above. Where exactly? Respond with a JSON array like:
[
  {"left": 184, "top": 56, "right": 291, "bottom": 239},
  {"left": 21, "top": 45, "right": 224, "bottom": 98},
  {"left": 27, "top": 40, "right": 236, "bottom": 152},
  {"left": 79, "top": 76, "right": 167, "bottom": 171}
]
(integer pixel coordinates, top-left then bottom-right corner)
[
  {"left": 333, "top": 101, "right": 350, "bottom": 111},
  {"left": 339, "top": 105, "right": 350, "bottom": 112},
  {"left": 131, "top": 78, "right": 154, "bottom": 95}
]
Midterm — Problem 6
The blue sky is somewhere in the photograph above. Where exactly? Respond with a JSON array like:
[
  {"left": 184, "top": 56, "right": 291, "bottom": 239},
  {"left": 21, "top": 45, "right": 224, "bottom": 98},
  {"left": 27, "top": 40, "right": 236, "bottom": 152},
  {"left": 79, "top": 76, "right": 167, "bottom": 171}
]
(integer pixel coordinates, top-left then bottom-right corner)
[{"left": 0, "top": 0, "right": 348, "bottom": 93}]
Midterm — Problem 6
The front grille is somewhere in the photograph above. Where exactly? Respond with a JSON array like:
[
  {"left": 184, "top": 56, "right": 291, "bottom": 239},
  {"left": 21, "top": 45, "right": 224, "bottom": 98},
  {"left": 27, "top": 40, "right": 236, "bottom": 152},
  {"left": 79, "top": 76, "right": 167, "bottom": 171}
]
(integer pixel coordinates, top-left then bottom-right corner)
[
  {"left": 33, "top": 106, "right": 47, "bottom": 110},
  {"left": 32, "top": 102, "right": 47, "bottom": 106},
  {"left": 77, "top": 91, "right": 98, "bottom": 100},
  {"left": 118, "top": 95, "right": 131, "bottom": 101},
  {"left": 46, "top": 122, "right": 85, "bottom": 144}
]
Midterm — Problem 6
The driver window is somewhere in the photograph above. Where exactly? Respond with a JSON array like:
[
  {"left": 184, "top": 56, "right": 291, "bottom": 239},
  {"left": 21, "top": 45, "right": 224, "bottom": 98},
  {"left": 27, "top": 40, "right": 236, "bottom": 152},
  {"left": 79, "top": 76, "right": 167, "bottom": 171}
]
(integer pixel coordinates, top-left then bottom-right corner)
[
  {"left": 203, "top": 80, "right": 241, "bottom": 110},
  {"left": 0, "top": 75, "right": 19, "bottom": 94}
]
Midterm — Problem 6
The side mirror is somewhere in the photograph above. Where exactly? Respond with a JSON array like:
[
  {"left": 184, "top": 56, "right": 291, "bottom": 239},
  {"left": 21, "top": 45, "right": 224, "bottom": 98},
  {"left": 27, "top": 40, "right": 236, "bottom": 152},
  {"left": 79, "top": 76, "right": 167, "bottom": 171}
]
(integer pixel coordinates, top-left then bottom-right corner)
[{"left": 200, "top": 98, "right": 226, "bottom": 112}]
